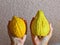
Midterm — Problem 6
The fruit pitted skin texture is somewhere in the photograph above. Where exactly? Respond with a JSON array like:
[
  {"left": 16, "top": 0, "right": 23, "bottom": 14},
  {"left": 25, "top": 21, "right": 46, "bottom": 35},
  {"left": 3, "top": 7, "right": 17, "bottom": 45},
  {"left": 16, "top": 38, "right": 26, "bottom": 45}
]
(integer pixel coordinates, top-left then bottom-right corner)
[
  {"left": 8, "top": 16, "right": 26, "bottom": 38},
  {"left": 31, "top": 10, "right": 50, "bottom": 37}
]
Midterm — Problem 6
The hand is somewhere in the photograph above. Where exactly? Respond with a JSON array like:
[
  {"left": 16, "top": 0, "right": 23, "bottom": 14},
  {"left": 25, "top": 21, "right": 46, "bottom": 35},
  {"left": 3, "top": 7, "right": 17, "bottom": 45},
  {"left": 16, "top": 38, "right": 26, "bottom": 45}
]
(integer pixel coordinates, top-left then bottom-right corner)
[
  {"left": 8, "top": 28, "right": 26, "bottom": 45},
  {"left": 7, "top": 21, "right": 27, "bottom": 45},
  {"left": 8, "top": 32, "right": 26, "bottom": 45},
  {"left": 11, "top": 35, "right": 26, "bottom": 45},
  {"left": 30, "top": 23, "right": 53, "bottom": 45}
]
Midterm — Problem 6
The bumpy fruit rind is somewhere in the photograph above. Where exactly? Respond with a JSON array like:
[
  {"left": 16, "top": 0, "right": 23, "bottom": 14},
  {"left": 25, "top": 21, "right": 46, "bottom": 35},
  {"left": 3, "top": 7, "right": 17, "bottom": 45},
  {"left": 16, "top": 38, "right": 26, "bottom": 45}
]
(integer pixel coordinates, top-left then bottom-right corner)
[
  {"left": 31, "top": 10, "right": 50, "bottom": 37},
  {"left": 8, "top": 16, "right": 26, "bottom": 38}
]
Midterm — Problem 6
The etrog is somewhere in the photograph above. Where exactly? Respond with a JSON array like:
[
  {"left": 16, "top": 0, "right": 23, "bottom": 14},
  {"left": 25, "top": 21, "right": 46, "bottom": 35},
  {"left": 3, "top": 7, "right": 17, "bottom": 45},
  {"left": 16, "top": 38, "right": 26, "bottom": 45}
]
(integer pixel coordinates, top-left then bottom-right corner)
[
  {"left": 8, "top": 16, "right": 26, "bottom": 38},
  {"left": 30, "top": 10, "right": 50, "bottom": 37}
]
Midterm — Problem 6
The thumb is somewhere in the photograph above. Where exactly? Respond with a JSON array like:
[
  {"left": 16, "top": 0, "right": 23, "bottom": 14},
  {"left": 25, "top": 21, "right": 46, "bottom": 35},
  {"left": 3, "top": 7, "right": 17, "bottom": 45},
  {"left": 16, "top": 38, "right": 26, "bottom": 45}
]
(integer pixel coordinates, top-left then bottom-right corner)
[
  {"left": 34, "top": 36, "right": 40, "bottom": 42},
  {"left": 47, "top": 23, "right": 53, "bottom": 38},
  {"left": 22, "top": 35, "right": 26, "bottom": 42}
]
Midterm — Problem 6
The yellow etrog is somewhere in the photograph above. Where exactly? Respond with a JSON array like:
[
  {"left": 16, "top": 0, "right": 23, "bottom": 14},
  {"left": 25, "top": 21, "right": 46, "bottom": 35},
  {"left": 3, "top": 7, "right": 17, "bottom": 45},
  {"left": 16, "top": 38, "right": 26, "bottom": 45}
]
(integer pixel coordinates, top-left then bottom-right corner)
[
  {"left": 8, "top": 16, "right": 26, "bottom": 38},
  {"left": 31, "top": 10, "right": 50, "bottom": 37}
]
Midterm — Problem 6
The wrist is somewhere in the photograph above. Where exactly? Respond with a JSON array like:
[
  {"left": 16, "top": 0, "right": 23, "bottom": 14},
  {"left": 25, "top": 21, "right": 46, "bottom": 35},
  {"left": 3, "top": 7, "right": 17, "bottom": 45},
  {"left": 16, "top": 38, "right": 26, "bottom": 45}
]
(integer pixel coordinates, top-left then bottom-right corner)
[
  {"left": 41, "top": 42, "right": 48, "bottom": 45},
  {"left": 11, "top": 37, "right": 24, "bottom": 45},
  {"left": 11, "top": 41, "right": 24, "bottom": 45}
]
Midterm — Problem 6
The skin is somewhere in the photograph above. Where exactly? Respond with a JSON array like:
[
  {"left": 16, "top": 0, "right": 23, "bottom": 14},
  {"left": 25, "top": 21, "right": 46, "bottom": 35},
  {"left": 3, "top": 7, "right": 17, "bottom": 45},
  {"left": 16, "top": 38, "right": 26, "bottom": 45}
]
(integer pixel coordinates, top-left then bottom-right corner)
[{"left": 30, "top": 17, "right": 53, "bottom": 45}]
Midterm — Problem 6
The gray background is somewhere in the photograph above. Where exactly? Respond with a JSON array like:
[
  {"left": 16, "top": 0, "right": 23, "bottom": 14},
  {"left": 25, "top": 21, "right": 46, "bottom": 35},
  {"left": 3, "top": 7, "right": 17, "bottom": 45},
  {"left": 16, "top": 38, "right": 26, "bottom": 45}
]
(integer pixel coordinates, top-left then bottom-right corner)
[{"left": 0, "top": 0, "right": 60, "bottom": 45}]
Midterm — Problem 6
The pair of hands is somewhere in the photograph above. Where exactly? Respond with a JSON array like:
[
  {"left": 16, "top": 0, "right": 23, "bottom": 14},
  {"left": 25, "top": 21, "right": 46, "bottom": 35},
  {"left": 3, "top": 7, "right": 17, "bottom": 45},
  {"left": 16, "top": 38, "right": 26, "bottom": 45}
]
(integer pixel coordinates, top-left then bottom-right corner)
[{"left": 8, "top": 23, "right": 53, "bottom": 45}]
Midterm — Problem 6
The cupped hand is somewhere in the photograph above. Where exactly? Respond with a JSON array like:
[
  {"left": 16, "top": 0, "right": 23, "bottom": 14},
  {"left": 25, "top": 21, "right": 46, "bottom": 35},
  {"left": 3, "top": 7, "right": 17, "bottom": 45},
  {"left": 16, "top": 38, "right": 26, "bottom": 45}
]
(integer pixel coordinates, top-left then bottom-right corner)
[{"left": 30, "top": 23, "right": 53, "bottom": 45}]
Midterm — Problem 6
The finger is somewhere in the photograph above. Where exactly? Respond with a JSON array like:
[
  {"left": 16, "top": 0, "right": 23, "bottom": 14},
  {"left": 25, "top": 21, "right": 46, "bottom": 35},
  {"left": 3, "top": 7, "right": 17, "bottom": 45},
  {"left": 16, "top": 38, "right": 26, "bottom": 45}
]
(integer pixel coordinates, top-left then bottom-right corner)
[
  {"left": 7, "top": 21, "right": 13, "bottom": 41},
  {"left": 34, "top": 36, "right": 41, "bottom": 45},
  {"left": 34, "top": 36, "right": 38, "bottom": 44},
  {"left": 11, "top": 37, "right": 19, "bottom": 42},
  {"left": 34, "top": 36, "right": 40, "bottom": 42},
  {"left": 24, "top": 19, "right": 27, "bottom": 34},
  {"left": 50, "top": 23, "right": 53, "bottom": 31},
  {"left": 22, "top": 35, "right": 26, "bottom": 42},
  {"left": 30, "top": 17, "right": 36, "bottom": 45},
  {"left": 34, "top": 36, "right": 38, "bottom": 41},
  {"left": 30, "top": 17, "right": 35, "bottom": 38},
  {"left": 47, "top": 23, "right": 53, "bottom": 37},
  {"left": 7, "top": 21, "right": 10, "bottom": 28},
  {"left": 11, "top": 37, "right": 21, "bottom": 41}
]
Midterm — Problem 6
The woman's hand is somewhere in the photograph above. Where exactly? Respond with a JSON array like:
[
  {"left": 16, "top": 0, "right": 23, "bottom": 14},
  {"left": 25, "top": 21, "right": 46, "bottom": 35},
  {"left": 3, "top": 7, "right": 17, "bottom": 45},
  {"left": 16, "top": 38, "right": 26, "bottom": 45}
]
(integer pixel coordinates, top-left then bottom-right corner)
[
  {"left": 31, "top": 23, "right": 53, "bottom": 45},
  {"left": 8, "top": 31, "right": 26, "bottom": 45},
  {"left": 11, "top": 35, "right": 26, "bottom": 45},
  {"left": 8, "top": 27, "right": 26, "bottom": 45},
  {"left": 7, "top": 21, "right": 27, "bottom": 45}
]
